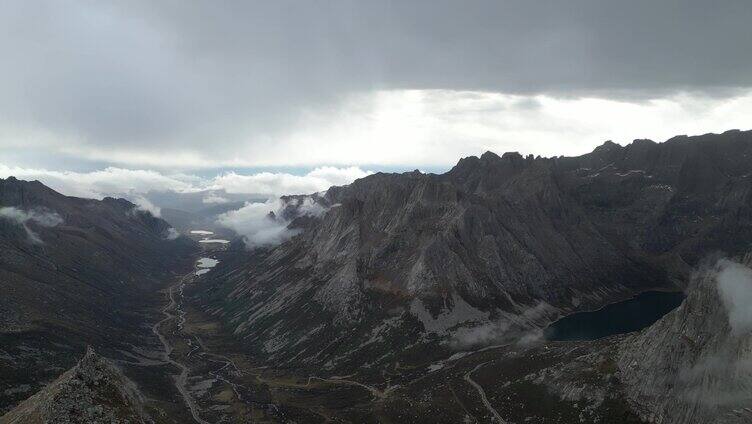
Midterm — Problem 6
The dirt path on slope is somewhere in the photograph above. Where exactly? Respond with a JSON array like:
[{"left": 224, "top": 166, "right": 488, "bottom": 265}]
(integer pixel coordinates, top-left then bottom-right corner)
[{"left": 464, "top": 362, "right": 507, "bottom": 423}]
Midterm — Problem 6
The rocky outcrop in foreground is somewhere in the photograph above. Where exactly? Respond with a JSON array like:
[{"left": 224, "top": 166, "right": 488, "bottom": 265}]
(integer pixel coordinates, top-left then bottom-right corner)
[
  {"left": 0, "top": 348, "right": 152, "bottom": 424},
  {"left": 511, "top": 254, "right": 752, "bottom": 423},
  {"left": 618, "top": 254, "right": 752, "bottom": 424}
]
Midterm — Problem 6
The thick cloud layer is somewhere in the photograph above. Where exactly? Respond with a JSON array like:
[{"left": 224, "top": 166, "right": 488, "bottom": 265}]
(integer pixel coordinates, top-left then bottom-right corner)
[
  {"left": 0, "top": 165, "right": 197, "bottom": 199},
  {"left": 208, "top": 167, "right": 371, "bottom": 195},
  {"left": 1, "top": 1, "right": 751, "bottom": 169},
  {"left": 0, "top": 165, "right": 371, "bottom": 200}
]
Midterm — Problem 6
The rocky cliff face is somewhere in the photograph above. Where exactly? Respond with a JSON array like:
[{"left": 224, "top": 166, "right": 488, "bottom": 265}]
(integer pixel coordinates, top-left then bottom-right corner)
[
  {"left": 0, "top": 177, "right": 197, "bottom": 413},
  {"left": 618, "top": 254, "right": 752, "bottom": 424},
  {"left": 194, "top": 130, "right": 752, "bottom": 376},
  {"left": 0, "top": 348, "right": 152, "bottom": 424},
  {"left": 460, "top": 253, "right": 752, "bottom": 422}
]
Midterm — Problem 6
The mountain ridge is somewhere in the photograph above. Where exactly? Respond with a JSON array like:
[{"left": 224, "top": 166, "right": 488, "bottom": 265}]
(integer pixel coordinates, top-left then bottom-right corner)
[
  {"left": 2, "top": 129, "right": 752, "bottom": 422},
  {"left": 0, "top": 176, "right": 198, "bottom": 414},
  {"left": 0, "top": 347, "right": 152, "bottom": 424},
  {"left": 192, "top": 129, "right": 752, "bottom": 378}
]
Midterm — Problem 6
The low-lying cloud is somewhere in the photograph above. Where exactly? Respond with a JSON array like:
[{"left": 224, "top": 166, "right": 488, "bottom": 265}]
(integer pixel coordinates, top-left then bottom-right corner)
[
  {"left": 715, "top": 259, "right": 752, "bottom": 335},
  {"left": 164, "top": 227, "right": 180, "bottom": 240},
  {"left": 0, "top": 206, "right": 63, "bottom": 243},
  {"left": 450, "top": 321, "right": 511, "bottom": 349},
  {"left": 449, "top": 302, "right": 552, "bottom": 349},
  {"left": 132, "top": 196, "right": 161, "bottom": 217},
  {"left": 678, "top": 351, "right": 752, "bottom": 408},
  {"left": 217, "top": 196, "right": 326, "bottom": 248},
  {"left": 450, "top": 321, "right": 545, "bottom": 350},
  {"left": 665, "top": 257, "right": 752, "bottom": 410}
]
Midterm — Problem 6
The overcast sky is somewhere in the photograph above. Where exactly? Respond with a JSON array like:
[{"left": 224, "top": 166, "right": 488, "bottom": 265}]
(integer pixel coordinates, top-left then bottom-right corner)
[{"left": 1, "top": 1, "right": 752, "bottom": 197}]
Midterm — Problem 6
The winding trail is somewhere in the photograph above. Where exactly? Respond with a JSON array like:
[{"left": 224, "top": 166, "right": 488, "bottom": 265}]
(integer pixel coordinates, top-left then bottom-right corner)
[
  {"left": 151, "top": 274, "right": 210, "bottom": 424},
  {"left": 464, "top": 362, "right": 506, "bottom": 424},
  {"left": 151, "top": 265, "right": 278, "bottom": 421},
  {"left": 304, "top": 376, "right": 399, "bottom": 400},
  {"left": 192, "top": 336, "right": 250, "bottom": 403},
  {"left": 150, "top": 260, "right": 385, "bottom": 421}
]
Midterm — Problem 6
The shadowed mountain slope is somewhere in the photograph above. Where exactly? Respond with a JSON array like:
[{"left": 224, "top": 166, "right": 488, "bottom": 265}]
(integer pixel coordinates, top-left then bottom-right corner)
[
  {"left": 617, "top": 253, "right": 752, "bottom": 424},
  {"left": 193, "top": 130, "right": 752, "bottom": 376},
  {"left": 0, "top": 177, "right": 197, "bottom": 413}
]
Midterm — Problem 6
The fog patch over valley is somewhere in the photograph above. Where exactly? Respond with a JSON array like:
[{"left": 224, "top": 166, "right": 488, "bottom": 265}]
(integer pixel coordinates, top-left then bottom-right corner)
[{"left": 448, "top": 301, "right": 553, "bottom": 349}]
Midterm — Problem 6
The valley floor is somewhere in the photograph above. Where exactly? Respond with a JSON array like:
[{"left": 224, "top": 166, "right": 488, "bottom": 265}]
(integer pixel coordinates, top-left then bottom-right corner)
[
  {"left": 131, "top": 260, "right": 645, "bottom": 423},
  {"left": 2, "top": 248, "right": 647, "bottom": 423}
]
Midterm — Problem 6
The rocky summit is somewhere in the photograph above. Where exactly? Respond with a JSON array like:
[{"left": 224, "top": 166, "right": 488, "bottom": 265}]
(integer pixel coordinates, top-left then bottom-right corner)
[{"left": 0, "top": 347, "right": 151, "bottom": 424}]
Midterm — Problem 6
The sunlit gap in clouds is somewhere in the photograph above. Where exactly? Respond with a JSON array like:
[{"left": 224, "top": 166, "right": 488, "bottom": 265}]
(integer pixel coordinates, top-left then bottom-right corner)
[
  {"left": 281, "top": 88, "right": 752, "bottom": 166},
  {"left": 2, "top": 89, "right": 752, "bottom": 173}
]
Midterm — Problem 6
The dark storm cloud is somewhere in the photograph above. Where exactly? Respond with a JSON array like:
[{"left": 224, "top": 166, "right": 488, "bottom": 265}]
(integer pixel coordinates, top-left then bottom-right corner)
[{"left": 1, "top": 0, "right": 751, "bottom": 160}]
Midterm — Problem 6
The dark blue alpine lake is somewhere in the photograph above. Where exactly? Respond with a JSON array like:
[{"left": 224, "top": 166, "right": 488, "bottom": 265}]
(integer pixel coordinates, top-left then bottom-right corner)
[{"left": 544, "top": 290, "right": 685, "bottom": 341}]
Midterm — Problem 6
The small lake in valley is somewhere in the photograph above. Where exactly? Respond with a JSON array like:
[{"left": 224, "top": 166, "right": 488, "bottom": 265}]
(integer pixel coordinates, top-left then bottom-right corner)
[
  {"left": 196, "top": 257, "right": 219, "bottom": 276},
  {"left": 189, "top": 229, "right": 231, "bottom": 244},
  {"left": 544, "top": 291, "right": 685, "bottom": 341}
]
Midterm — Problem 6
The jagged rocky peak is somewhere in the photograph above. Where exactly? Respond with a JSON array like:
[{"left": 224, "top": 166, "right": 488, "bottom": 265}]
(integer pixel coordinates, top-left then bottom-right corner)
[
  {"left": 580, "top": 139, "right": 625, "bottom": 167},
  {"left": 630, "top": 138, "right": 657, "bottom": 147},
  {"left": 618, "top": 254, "right": 752, "bottom": 424},
  {"left": 592, "top": 139, "right": 622, "bottom": 152},
  {"left": 500, "top": 151, "right": 523, "bottom": 161},
  {"left": 447, "top": 150, "right": 540, "bottom": 192},
  {"left": 0, "top": 347, "right": 152, "bottom": 424},
  {"left": 479, "top": 150, "right": 501, "bottom": 162},
  {"left": 455, "top": 150, "right": 526, "bottom": 167}
]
